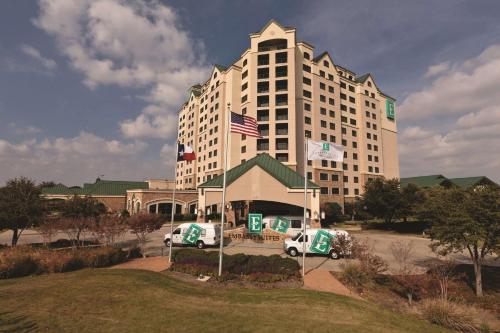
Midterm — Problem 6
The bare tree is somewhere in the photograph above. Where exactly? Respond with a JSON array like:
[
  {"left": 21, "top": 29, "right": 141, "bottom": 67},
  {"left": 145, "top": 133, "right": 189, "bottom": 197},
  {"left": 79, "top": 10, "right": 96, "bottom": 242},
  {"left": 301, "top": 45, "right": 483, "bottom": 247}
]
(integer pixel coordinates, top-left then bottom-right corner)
[
  {"left": 91, "top": 215, "right": 128, "bottom": 246},
  {"left": 390, "top": 241, "right": 420, "bottom": 306},
  {"left": 429, "top": 258, "right": 457, "bottom": 302},
  {"left": 36, "top": 219, "right": 58, "bottom": 247},
  {"left": 352, "top": 238, "right": 388, "bottom": 277},
  {"left": 127, "top": 214, "right": 164, "bottom": 258}
]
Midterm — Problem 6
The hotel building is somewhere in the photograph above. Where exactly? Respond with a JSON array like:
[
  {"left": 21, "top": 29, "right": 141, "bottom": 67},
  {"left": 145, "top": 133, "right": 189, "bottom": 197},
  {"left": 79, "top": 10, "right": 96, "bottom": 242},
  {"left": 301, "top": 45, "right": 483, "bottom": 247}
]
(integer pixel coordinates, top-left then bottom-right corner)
[{"left": 175, "top": 20, "right": 399, "bottom": 208}]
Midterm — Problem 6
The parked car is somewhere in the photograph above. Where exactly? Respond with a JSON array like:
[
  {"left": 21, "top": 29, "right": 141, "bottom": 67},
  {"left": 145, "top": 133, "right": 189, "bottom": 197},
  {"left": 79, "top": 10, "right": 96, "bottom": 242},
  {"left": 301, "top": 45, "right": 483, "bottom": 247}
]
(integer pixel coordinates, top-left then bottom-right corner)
[
  {"left": 283, "top": 228, "right": 351, "bottom": 259},
  {"left": 262, "top": 215, "right": 311, "bottom": 236},
  {"left": 164, "top": 223, "right": 221, "bottom": 249}
]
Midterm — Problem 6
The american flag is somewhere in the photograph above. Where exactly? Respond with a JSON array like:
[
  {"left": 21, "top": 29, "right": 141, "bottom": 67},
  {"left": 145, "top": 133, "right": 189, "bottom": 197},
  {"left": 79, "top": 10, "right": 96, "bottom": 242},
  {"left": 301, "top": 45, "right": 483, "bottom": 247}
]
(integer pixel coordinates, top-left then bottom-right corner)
[{"left": 230, "top": 112, "right": 261, "bottom": 137}]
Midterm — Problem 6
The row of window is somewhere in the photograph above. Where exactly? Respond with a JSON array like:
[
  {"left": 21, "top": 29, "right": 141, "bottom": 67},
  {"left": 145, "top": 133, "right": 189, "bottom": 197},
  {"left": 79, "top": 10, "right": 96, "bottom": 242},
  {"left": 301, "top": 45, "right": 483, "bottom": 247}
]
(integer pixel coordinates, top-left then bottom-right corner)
[
  {"left": 256, "top": 109, "right": 288, "bottom": 121},
  {"left": 320, "top": 187, "right": 360, "bottom": 196}
]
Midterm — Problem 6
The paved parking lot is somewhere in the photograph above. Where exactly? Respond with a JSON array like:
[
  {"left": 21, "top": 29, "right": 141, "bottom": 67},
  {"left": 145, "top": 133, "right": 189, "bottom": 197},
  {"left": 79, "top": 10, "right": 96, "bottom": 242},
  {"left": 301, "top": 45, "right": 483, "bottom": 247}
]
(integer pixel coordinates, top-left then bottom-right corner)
[{"left": 1, "top": 224, "right": 497, "bottom": 273}]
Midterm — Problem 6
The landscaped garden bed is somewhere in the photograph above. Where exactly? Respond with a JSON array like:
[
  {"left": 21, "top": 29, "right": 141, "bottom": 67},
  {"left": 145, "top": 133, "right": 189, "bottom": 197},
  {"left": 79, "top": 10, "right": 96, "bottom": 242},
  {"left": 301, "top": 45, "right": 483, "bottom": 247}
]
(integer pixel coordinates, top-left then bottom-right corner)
[{"left": 170, "top": 249, "right": 301, "bottom": 284}]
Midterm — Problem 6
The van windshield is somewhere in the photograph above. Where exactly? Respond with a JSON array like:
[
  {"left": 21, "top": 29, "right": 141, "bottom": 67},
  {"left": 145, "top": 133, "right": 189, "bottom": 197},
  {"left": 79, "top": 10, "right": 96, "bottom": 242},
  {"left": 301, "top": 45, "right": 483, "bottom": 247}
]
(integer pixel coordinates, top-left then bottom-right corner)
[{"left": 292, "top": 233, "right": 302, "bottom": 241}]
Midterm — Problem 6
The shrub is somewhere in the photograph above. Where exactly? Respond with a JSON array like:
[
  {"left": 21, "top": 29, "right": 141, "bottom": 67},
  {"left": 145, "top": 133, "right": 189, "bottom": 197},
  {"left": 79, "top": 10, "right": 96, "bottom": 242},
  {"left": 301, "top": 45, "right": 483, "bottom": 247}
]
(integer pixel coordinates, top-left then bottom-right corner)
[
  {"left": 352, "top": 239, "right": 388, "bottom": 277},
  {"left": 421, "top": 299, "right": 485, "bottom": 333},
  {"left": 340, "top": 262, "right": 368, "bottom": 287},
  {"left": 0, "top": 247, "right": 39, "bottom": 278}
]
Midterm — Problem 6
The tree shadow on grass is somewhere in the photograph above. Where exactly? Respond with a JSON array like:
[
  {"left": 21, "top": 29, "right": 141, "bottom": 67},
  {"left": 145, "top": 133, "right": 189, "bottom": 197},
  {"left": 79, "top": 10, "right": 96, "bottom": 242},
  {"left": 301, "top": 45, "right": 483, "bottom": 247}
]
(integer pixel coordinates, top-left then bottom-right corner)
[{"left": 0, "top": 311, "right": 38, "bottom": 333}]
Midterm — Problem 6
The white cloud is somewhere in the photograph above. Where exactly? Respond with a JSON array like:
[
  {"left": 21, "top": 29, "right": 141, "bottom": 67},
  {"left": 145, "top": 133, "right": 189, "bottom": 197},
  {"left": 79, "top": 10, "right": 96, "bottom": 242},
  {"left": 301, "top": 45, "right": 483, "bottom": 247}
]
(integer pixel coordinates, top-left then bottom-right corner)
[
  {"left": 0, "top": 133, "right": 175, "bottom": 185},
  {"left": 399, "top": 44, "right": 500, "bottom": 121},
  {"left": 34, "top": 0, "right": 210, "bottom": 139},
  {"left": 20, "top": 44, "right": 57, "bottom": 71},
  {"left": 422, "top": 61, "right": 449, "bottom": 79},
  {"left": 399, "top": 44, "right": 500, "bottom": 181}
]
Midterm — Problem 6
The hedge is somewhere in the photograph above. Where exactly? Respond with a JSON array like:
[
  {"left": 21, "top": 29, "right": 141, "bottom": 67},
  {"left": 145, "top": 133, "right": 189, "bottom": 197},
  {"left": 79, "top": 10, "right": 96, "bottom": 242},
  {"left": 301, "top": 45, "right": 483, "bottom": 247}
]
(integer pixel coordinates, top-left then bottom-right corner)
[{"left": 171, "top": 249, "right": 300, "bottom": 279}]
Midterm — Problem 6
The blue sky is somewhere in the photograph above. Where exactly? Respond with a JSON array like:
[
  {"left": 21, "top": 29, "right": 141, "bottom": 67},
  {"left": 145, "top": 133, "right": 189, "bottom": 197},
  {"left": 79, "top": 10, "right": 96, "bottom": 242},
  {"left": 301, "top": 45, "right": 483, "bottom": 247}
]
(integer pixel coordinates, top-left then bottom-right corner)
[{"left": 1, "top": 0, "right": 500, "bottom": 185}]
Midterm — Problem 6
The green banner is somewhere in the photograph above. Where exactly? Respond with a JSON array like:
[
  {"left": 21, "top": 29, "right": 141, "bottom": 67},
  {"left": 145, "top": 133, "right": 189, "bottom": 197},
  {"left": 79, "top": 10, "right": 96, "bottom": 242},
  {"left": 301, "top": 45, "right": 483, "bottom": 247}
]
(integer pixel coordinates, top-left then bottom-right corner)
[
  {"left": 182, "top": 224, "right": 203, "bottom": 245},
  {"left": 386, "top": 99, "right": 395, "bottom": 119},
  {"left": 272, "top": 216, "right": 289, "bottom": 234},
  {"left": 248, "top": 213, "right": 263, "bottom": 234},
  {"left": 310, "top": 230, "right": 334, "bottom": 255}
]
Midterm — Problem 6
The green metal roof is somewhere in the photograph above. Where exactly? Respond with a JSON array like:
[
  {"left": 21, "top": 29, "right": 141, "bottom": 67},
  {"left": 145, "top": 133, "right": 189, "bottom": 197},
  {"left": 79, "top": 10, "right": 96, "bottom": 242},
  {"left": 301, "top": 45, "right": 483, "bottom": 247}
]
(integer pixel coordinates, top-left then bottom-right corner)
[
  {"left": 355, "top": 73, "right": 370, "bottom": 83},
  {"left": 199, "top": 153, "right": 319, "bottom": 189},
  {"left": 400, "top": 175, "right": 452, "bottom": 188},
  {"left": 42, "top": 179, "right": 149, "bottom": 196},
  {"left": 214, "top": 64, "right": 227, "bottom": 72},
  {"left": 449, "top": 176, "right": 498, "bottom": 189}
]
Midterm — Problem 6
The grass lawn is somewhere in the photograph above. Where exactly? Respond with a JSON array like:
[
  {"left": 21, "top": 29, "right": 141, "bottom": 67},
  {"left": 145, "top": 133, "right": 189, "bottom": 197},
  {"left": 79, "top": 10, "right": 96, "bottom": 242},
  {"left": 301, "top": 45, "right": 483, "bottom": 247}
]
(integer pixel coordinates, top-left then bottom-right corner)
[{"left": 0, "top": 269, "right": 449, "bottom": 333}]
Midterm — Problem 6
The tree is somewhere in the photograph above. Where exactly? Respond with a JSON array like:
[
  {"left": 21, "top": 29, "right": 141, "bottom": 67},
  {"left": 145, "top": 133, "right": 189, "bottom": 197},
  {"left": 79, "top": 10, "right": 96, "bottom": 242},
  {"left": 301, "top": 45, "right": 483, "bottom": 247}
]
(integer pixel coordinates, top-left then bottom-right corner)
[
  {"left": 323, "top": 202, "right": 344, "bottom": 225},
  {"left": 360, "top": 178, "right": 402, "bottom": 223},
  {"left": 0, "top": 177, "right": 46, "bottom": 245},
  {"left": 127, "top": 214, "right": 164, "bottom": 257},
  {"left": 399, "top": 184, "right": 425, "bottom": 222},
  {"left": 390, "top": 240, "right": 420, "bottom": 305},
  {"left": 60, "top": 195, "right": 106, "bottom": 246},
  {"left": 91, "top": 214, "right": 128, "bottom": 246},
  {"left": 422, "top": 186, "right": 499, "bottom": 297}
]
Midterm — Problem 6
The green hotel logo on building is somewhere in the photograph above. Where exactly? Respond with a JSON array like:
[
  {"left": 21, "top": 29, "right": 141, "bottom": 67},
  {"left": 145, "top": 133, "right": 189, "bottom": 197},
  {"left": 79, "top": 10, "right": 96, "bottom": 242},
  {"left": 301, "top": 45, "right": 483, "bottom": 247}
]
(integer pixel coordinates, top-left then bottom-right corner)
[
  {"left": 386, "top": 99, "right": 395, "bottom": 119},
  {"left": 182, "top": 224, "right": 203, "bottom": 245}
]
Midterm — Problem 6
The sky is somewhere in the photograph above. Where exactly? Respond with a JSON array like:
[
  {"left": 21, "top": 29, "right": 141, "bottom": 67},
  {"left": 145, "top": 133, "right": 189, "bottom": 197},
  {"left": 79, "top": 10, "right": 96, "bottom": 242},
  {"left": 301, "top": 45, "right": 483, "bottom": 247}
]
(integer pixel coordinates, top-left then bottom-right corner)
[{"left": 1, "top": 0, "right": 499, "bottom": 185}]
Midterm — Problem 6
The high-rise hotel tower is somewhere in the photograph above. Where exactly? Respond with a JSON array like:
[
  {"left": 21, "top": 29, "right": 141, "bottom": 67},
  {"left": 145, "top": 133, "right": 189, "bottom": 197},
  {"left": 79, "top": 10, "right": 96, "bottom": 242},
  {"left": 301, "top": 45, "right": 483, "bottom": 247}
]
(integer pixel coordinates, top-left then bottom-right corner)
[{"left": 175, "top": 20, "right": 399, "bottom": 208}]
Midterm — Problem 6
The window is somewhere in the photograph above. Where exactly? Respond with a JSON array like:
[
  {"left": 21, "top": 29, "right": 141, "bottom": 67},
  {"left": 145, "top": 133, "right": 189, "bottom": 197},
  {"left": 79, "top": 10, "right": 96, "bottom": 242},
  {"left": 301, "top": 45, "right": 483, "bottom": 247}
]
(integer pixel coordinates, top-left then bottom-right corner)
[
  {"left": 352, "top": 141, "right": 357, "bottom": 148},
  {"left": 276, "top": 66, "right": 287, "bottom": 77},
  {"left": 241, "top": 82, "right": 248, "bottom": 91},
  {"left": 340, "top": 93, "right": 347, "bottom": 100},
  {"left": 341, "top": 104, "right": 347, "bottom": 111},
  {"left": 320, "top": 70, "right": 325, "bottom": 77},
  {"left": 304, "top": 103, "right": 311, "bottom": 111},
  {"left": 320, "top": 82, "right": 326, "bottom": 90},
  {"left": 320, "top": 187, "right": 329, "bottom": 195},
  {"left": 320, "top": 107, "right": 327, "bottom": 115},
  {"left": 320, "top": 173, "right": 328, "bottom": 181},
  {"left": 343, "top": 176, "right": 348, "bottom": 183},
  {"left": 321, "top": 120, "right": 327, "bottom": 128},
  {"left": 353, "top": 153, "right": 358, "bottom": 160},
  {"left": 341, "top": 116, "right": 347, "bottom": 123},
  {"left": 321, "top": 133, "right": 327, "bottom": 141},
  {"left": 329, "top": 123, "right": 335, "bottom": 130},
  {"left": 275, "top": 52, "right": 287, "bottom": 63},
  {"left": 303, "top": 90, "right": 312, "bottom": 98},
  {"left": 329, "top": 98, "right": 335, "bottom": 106},
  {"left": 258, "top": 54, "right": 269, "bottom": 66},
  {"left": 354, "top": 188, "right": 360, "bottom": 195},
  {"left": 368, "top": 155, "right": 372, "bottom": 161},
  {"left": 330, "top": 135, "right": 336, "bottom": 143},
  {"left": 303, "top": 52, "right": 310, "bottom": 60},
  {"left": 276, "top": 123, "right": 288, "bottom": 135},
  {"left": 258, "top": 124, "right": 269, "bottom": 136},
  {"left": 328, "top": 74, "right": 334, "bottom": 81},
  {"left": 305, "top": 130, "right": 311, "bottom": 138},
  {"left": 349, "top": 96, "right": 355, "bottom": 103},
  {"left": 242, "top": 70, "right": 248, "bottom": 79},
  {"left": 340, "top": 82, "right": 346, "bottom": 88},
  {"left": 375, "top": 167, "right": 379, "bottom": 173},
  {"left": 303, "top": 64, "right": 311, "bottom": 73},
  {"left": 275, "top": 80, "right": 288, "bottom": 91},
  {"left": 257, "top": 95, "right": 269, "bottom": 107},
  {"left": 276, "top": 138, "right": 288, "bottom": 150},
  {"left": 349, "top": 107, "right": 356, "bottom": 114},
  {"left": 365, "top": 101, "right": 370, "bottom": 107},
  {"left": 257, "top": 139, "right": 269, "bottom": 151},
  {"left": 366, "top": 111, "right": 370, "bottom": 117},
  {"left": 322, "top": 160, "right": 328, "bottom": 167},
  {"left": 257, "top": 109, "right": 269, "bottom": 121},
  {"left": 243, "top": 59, "right": 247, "bottom": 67},
  {"left": 332, "top": 188, "right": 340, "bottom": 195},
  {"left": 343, "top": 163, "right": 348, "bottom": 170},
  {"left": 241, "top": 95, "right": 247, "bottom": 103},
  {"left": 374, "top": 156, "right": 379, "bottom": 162},
  {"left": 367, "top": 133, "right": 372, "bottom": 139},
  {"left": 344, "top": 188, "right": 349, "bottom": 195},
  {"left": 342, "top": 127, "right": 347, "bottom": 134},
  {"left": 367, "top": 143, "right": 372, "bottom": 150},
  {"left": 348, "top": 85, "right": 355, "bottom": 92},
  {"left": 241, "top": 146, "right": 246, "bottom": 153},
  {"left": 303, "top": 77, "right": 311, "bottom": 85},
  {"left": 320, "top": 95, "right": 326, "bottom": 102},
  {"left": 330, "top": 161, "right": 337, "bottom": 168},
  {"left": 353, "top": 164, "right": 358, "bottom": 171},
  {"left": 368, "top": 166, "right": 373, "bottom": 172},
  {"left": 328, "top": 86, "right": 334, "bottom": 93},
  {"left": 257, "top": 68, "right": 269, "bottom": 79},
  {"left": 350, "top": 118, "right": 357, "bottom": 125},
  {"left": 257, "top": 81, "right": 269, "bottom": 93},
  {"left": 304, "top": 116, "right": 311, "bottom": 124},
  {"left": 329, "top": 110, "right": 335, "bottom": 118},
  {"left": 323, "top": 60, "right": 329, "bottom": 67},
  {"left": 276, "top": 153, "right": 288, "bottom": 162},
  {"left": 275, "top": 94, "right": 288, "bottom": 106},
  {"left": 332, "top": 174, "right": 339, "bottom": 181},
  {"left": 276, "top": 108, "right": 288, "bottom": 120}
]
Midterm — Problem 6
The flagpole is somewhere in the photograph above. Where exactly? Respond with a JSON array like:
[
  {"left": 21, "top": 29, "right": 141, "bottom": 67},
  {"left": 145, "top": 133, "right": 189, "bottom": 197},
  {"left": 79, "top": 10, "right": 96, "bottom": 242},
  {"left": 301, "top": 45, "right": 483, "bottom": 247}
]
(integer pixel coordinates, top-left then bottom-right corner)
[
  {"left": 302, "top": 139, "right": 308, "bottom": 277},
  {"left": 218, "top": 103, "right": 231, "bottom": 276},
  {"left": 168, "top": 136, "right": 180, "bottom": 263}
]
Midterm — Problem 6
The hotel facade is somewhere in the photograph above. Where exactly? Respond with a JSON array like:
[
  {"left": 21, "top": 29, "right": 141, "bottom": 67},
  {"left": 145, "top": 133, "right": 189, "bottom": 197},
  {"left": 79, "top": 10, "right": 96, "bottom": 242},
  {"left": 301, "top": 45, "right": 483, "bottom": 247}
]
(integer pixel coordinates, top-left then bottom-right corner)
[{"left": 175, "top": 20, "right": 399, "bottom": 209}]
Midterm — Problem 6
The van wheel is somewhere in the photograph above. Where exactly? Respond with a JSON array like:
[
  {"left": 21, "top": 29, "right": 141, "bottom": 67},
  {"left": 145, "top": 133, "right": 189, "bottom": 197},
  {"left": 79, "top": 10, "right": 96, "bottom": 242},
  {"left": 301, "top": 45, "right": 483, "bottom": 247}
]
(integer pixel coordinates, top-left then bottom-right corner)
[
  {"left": 288, "top": 248, "right": 298, "bottom": 257},
  {"left": 329, "top": 250, "right": 339, "bottom": 260},
  {"left": 164, "top": 239, "right": 171, "bottom": 247},
  {"left": 196, "top": 241, "right": 205, "bottom": 249}
]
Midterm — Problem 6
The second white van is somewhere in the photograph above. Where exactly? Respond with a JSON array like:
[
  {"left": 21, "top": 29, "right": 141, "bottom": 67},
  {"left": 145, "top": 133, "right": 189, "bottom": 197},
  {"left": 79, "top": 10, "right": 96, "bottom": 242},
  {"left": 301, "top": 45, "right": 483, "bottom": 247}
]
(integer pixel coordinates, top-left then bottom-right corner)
[{"left": 164, "top": 223, "right": 221, "bottom": 249}]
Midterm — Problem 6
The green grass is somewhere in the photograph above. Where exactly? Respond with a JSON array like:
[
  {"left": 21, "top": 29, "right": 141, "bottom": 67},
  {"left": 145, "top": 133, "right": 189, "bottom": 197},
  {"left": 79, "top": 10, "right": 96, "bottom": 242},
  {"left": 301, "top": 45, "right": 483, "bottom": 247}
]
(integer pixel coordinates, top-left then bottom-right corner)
[{"left": 0, "top": 269, "right": 449, "bottom": 333}]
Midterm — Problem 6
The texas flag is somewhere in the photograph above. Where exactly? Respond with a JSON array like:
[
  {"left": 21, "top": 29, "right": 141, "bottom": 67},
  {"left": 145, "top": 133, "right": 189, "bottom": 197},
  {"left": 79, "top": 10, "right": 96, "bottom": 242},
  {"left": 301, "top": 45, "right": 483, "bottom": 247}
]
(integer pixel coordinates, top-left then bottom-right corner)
[{"left": 177, "top": 143, "right": 196, "bottom": 161}]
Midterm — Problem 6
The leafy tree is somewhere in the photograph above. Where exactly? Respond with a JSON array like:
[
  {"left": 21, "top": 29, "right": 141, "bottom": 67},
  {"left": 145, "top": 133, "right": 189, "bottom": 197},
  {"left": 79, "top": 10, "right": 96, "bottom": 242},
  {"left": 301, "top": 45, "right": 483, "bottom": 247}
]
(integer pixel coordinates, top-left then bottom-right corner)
[
  {"left": 0, "top": 177, "right": 46, "bottom": 245},
  {"left": 360, "top": 178, "right": 402, "bottom": 223},
  {"left": 60, "top": 195, "right": 106, "bottom": 246},
  {"left": 422, "top": 186, "right": 499, "bottom": 297},
  {"left": 127, "top": 214, "right": 164, "bottom": 257},
  {"left": 323, "top": 202, "right": 344, "bottom": 225},
  {"left": 399, "top": 183, "right": 425, "bottom": 222}
]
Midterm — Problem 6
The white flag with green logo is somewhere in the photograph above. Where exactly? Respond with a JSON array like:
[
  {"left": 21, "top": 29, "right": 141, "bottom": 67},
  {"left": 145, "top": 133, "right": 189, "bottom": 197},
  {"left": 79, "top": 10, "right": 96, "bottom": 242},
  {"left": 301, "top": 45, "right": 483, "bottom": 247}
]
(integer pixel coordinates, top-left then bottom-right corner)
[{"left": 307, "top": 139, "right": 344, "bottom": 161}]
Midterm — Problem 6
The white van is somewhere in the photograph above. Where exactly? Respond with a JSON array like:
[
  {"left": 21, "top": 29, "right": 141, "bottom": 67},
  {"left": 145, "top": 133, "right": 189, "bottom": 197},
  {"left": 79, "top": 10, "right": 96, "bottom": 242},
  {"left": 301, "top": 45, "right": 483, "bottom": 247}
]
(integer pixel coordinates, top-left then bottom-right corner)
[
  {"left": 283, "top": 228, "right": 351, "bottom": 259},
  {"left": 164, "top": 223, "right": 221, "bottom": 249},
  {"left": 262, "top": 215, "right": 311, "bottom": 236}
]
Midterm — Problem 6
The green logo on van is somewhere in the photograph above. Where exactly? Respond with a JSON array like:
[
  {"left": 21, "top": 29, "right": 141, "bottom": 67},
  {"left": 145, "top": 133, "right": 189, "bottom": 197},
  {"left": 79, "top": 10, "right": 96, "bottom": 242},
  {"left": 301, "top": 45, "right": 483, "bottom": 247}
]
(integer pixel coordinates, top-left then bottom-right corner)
[
  {"left": 182, "top": 224, "right": 203, "bottom": 245},
  {"left": 272, "top": 216, "right": 289, "bottom": 234},
  {"left": 310, "top": 230, "right": 333, "bottom": 255},
  {"left": 248, "top": 213, "right": 263, "bottom": 234}
]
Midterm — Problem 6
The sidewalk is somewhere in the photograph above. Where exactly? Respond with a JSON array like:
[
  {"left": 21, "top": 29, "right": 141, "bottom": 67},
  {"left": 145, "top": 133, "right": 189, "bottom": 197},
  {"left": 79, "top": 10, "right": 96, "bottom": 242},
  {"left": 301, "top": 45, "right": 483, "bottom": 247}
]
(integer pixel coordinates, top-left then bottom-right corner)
[{"left": 303, "top": 268, "right": 362, "bottom": 300}]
